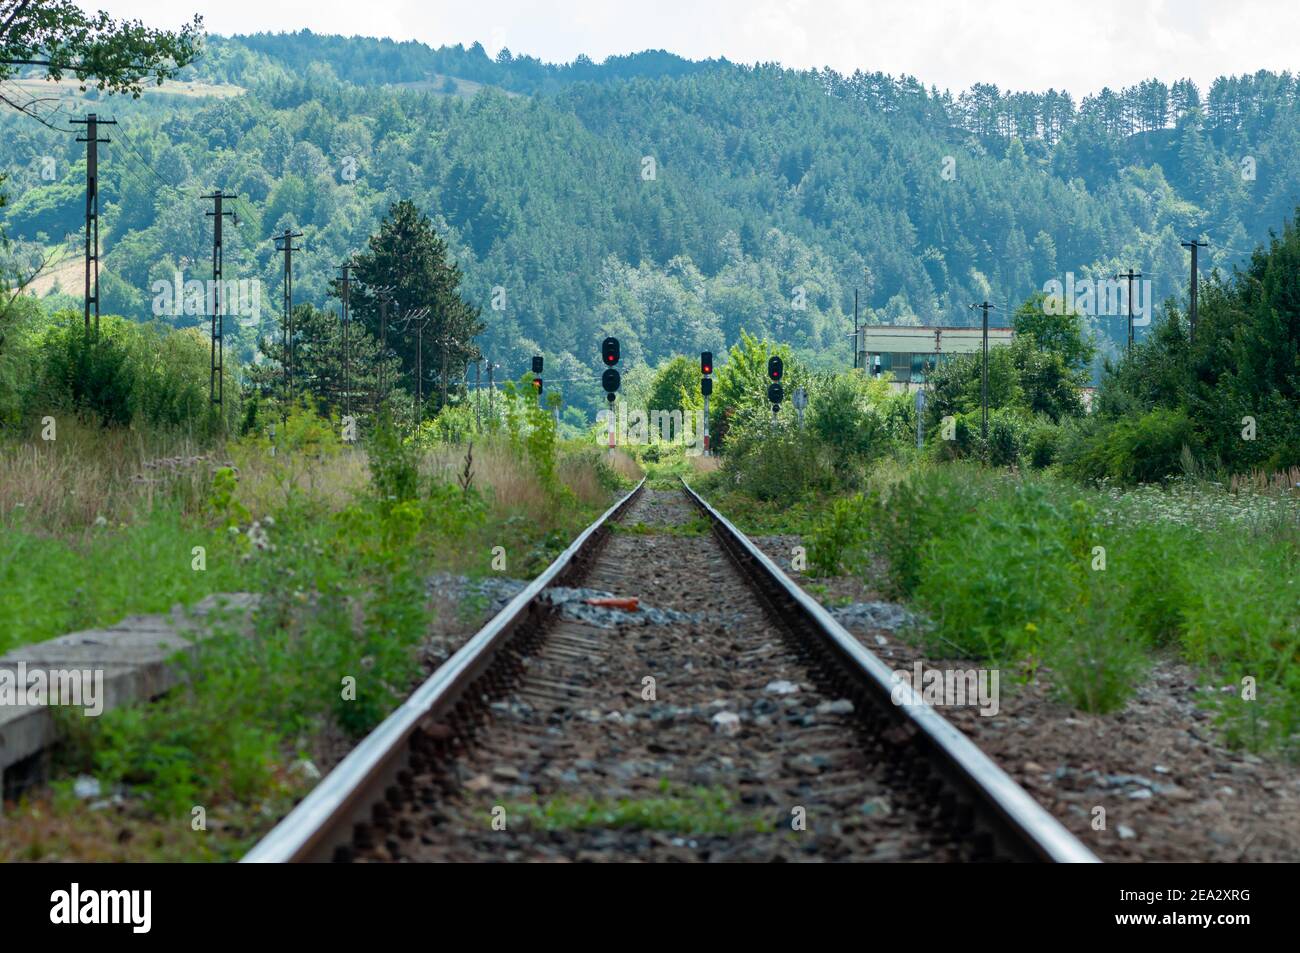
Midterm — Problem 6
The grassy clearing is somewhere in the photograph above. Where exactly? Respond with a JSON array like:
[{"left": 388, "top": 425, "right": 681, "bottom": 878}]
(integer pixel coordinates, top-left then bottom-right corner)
[
  {"left": 0, "top": 407, "right": 623, "bottom": 860},
  {"left": 806, "top": 462, "right": 1300, "bottom": 754}
]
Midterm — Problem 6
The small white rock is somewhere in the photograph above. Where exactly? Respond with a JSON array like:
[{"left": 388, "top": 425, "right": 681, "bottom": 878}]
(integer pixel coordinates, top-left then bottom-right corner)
[
  {"left": 1118, "top": 825, "right": 1137, "bottom": 840},
  {"left": 74, "top": 775, "right": 101, "bottom": 799},
  {"left": 765, "top": 680, "right": 800, "bottom": 695},
  {"left": 711, "top": 711, "right": 742, "bottom": 736},
  {"left": 816, "top": 699, "right": 855, "bottom": 715},
  {"left": 291, "top": 759, "right": 321, "bottom": 781}
]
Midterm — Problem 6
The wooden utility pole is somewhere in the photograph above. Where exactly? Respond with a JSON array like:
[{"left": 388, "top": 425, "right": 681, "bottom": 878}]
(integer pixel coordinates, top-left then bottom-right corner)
[
  {"left": 969, "top": 301, "right": 998, "bottom": 440},
  {"left": 1116, "top": 268, "right": 1143, "bottom": 355},
  {"left": 272, "top": 228, "right": 304, "bottom": 403},
  {"left": 203, "top": 191, "right": 237, "bottom": 408},
  {"left": 71, "top": 113, "right": 116, "bottom": 338},
  {"left": 1180, "top": 239, "right": 1207, "bottom": 342}
]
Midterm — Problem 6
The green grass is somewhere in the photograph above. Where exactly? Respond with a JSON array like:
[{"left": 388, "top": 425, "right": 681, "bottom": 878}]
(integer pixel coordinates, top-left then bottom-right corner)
[
  {"left": 0, "top": 510, "right": 250, "bottom": 654},
  {"left": 804, "top": 462, "right": 1300, "bottom": 755},
  {"left": 4, "top": 418, "right": 616, "bottom": 857},
  {"left": 509, "top": 783, "right": 773, "bottom": 835}
]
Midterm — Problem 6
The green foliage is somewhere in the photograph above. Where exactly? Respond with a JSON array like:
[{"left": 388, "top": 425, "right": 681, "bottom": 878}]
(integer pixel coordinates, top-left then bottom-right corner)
[
  {"left": 524, "top": 391, "right": 563, "bottom": 495},
  {"left": 808, "top": 373, "right": 893, "bottom": 473},
  {"left": 0, "top": 2, "right": 201, "bottom": 95},
  {"left": 826, "top": 462, "right": 1300, "bottom": 743},
  {"left": 1057, "top": 407, "right": 1195, "bottom": 484},
  {"left": 1012, "top": 291, "right": 1096, "bottom": 373},
  {"left": 1084, "top": 215, "right": 1300, "bottom": 477},
  {"left": 711, "top": 330, "right": 808, "bottom": 449},
  {"left": 511, "top": 783, "right": 772, "bottom": 834},
  {"left": 0, "top": 509, "right": 245, "bottom": 656},
  {"left": 15, "top": 312, "right": 235, "bottom": 434},
  {"left": 207, "top": 466, "right": 250, "bottom": 527},
  {"left": 721, "top": 412, "right": 833, "bottom": 502},
  {"left": 647, "top": 355, "right": 700, "bottom": 419},
  {"left": 349, "top": 199, "right": 484, "bottom": 414},
  {"left": 245, "top": 303, "right": 402, "bottom": 416},
  {"left": 367, "top": 409, "right": 420, "bottom": 507},
  {"left": 806, "top": 493, "right": 871, "bottom": 577}
]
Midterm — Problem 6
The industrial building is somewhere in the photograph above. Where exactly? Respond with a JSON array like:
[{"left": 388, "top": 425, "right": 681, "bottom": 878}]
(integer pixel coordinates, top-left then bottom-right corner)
[{"left": 855, "top": 324, "right": 1015, "bottom": 390}]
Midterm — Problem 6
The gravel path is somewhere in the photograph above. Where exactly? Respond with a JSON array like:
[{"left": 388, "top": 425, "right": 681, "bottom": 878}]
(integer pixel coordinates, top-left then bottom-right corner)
[{"left": 350, "top": 490, "right": 969, "bottom": 862}]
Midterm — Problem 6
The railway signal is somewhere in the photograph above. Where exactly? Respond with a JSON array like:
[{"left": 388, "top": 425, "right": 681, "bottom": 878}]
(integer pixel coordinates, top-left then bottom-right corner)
[
  {"left": 767, "top": 354, "right": 784, "bottom": 415},
  {"left": 602, "top": 367, "right": 621, "bottom": 402},
  {"left": 700, "top": 351, "right": 713, "bottom": 453},
  {"left": 601, "top": 337, "right": 621, "bottom": 447},
  {"left": 532, "top": 355, "right": 543, "bottom": 403}
]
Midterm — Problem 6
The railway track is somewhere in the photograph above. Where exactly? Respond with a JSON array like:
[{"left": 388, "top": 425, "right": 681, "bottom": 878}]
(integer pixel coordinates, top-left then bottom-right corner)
[{"left": 244, "top": 479, "right": 1097, "bottom": 863}]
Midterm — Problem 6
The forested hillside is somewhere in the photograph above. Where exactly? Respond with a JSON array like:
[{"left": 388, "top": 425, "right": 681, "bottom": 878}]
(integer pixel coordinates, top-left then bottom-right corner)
[{"left": 2, "top": 30, "right": 1298, "bottom": 415}]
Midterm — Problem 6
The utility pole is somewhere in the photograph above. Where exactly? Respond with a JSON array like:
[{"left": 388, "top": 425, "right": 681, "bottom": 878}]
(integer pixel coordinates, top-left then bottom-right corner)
[
  {"left": 487, "top": 361, "right": 498, "bottom": 419},
  {"left": 70, "top": 113, "right": 116, "bottom": 338},
  {"left": 969, "top": 301, "right": 997, "bottom": 441},
  {"left": 852, "top": 288, "right": 859, "bottom": 369},
  {"left": 1116, "top": 268, "right": 1143, "bottom": 355},
  {"left": 474, "top": 360, "right": 482, "bottom": 428},
  {"left": 203, "top": 191, "right": 237, "bottom": 409},
  {"left": 1180, "top": 239, "right": 1207, "bottom": 342},
  {"left": 273, "top": 228, "right": 304, "bottom": 404},
  {"left": 336, "top": 261, "right": 353, "bottom": 418},
  {"left": 438, "top": 334, "right": 452, "bottom": 412},
  {"left": 402, "top": 307, "right": 432, "bottom": 425},
  {"left": 360, "top": 283, "right": 395, "bottom": 409}
]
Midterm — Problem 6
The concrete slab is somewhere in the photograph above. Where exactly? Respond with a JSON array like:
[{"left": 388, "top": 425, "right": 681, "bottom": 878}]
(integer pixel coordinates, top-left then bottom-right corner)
[{"left": 0, "top": 592, "right": 258, "bottom": 796}]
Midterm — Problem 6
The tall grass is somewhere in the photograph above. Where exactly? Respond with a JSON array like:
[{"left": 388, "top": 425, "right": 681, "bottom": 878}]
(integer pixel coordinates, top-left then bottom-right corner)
[
  {"left": 807, "top": 463, "right": 1300, "bottom": 754},
  {"left": 1, "top": 416, "right": 620, "bottom": 653}
]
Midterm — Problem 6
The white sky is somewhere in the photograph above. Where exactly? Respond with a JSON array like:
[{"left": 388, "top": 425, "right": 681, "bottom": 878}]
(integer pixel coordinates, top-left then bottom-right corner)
[{"left": 80, "top": 0, "right": 1300, "bottom": 98}]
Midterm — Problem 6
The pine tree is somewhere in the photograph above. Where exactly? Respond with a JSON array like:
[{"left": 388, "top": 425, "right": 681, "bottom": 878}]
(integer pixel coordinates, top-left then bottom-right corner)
[{"left": 349, "top": 200, "right": 485, "bottom": 414}]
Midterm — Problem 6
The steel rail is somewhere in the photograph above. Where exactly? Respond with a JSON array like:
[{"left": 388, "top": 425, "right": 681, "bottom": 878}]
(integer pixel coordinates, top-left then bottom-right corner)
[
  {"left": 242, "top": 477, "right": 645, "bottom": 863},
  {"left": 680, "top": 477, "right": 1100, "bottom": 864}
]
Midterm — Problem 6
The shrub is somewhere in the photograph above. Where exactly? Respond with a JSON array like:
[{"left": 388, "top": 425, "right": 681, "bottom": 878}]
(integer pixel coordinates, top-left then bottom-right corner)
[
  {"left": 19, "top": 313, "right": 236, "bottom": 435},
  {"left": 1025, "top": 418, "right": 1061, "bottom": 469},
  {"left": 806, "top": 493, "right": 871, "bottom": 576},
  {"left": 721, "top": 411, "right": 835, "bottom": 501},
  {"left": 1058, "top": 407, "right": 1195, "bottom": 485}
]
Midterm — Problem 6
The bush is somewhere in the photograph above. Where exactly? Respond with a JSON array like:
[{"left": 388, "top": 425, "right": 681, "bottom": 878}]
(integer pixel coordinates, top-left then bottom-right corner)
[
  {"left": 721, "top": 411, "right": 835, "bottom": 501},
  {"left": 928, "top": 407, "right": 1032, "bottom": 467},
  {"left": 1058, "top": 407, "right": 1195, "bottom": 485},
  {"left": 1025, "top": 418, "right": 1061, "bottom": 469},
  {"left": 806, "top": 493, "right": 871, "bottom": 576},
  {"left": 18, "top": 312, "right": 236, "bottom": 435}
]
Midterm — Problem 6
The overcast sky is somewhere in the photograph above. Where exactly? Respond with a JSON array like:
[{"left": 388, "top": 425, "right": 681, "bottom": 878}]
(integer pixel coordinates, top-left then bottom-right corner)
[{"left": 82, "top": 0, "right": 1300, "bottom": 98}]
